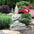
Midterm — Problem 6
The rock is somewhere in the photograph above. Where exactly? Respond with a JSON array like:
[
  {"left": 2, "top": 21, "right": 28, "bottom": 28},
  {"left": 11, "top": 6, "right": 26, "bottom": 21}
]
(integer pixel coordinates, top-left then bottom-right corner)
[
  {"left": 0, "top": 30, "right": 5, "bottom": 34},
  {"left": 2, "top": 30, "right": 20, "bottom": 34},
  {"left": 10, "top": 20, "right": 26, "bottom": 31}
]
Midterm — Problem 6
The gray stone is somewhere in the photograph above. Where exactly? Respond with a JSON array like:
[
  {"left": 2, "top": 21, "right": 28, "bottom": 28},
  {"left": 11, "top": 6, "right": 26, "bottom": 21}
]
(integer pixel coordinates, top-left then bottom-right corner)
[
  {"left": 0, "top": 30, "right": 5, "bottom": 34},
  {"left": 10, "top": 20, "right": 26, "bottom": 31}
]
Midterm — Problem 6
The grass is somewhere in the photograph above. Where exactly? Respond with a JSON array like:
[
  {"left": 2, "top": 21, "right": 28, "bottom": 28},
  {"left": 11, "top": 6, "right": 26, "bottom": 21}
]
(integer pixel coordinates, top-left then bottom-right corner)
[{"left": 0, "top": 13, "right": 14, "bottom": 29}]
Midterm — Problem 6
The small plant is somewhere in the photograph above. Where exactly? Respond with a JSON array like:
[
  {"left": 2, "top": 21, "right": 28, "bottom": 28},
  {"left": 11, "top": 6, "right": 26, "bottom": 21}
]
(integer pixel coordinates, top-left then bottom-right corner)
[
  {"left": 1, "top": 5, "right": 10, "bottom": 14},
  {"left": 21, "top": 13, "right": 32, "bottom": 19},
  {"left": 19, "top": 18, "right": 31, "bottom": 26},
  {"left": 19, "top": 13, "right": 31, "bottom": 27}
]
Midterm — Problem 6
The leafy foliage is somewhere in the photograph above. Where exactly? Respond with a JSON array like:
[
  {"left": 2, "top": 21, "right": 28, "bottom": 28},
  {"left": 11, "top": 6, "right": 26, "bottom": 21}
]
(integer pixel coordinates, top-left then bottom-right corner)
[
  {"left": 1, "top": 5, "right": 10, "bottom": 14},
  {"left": 0, "top": 0, "right": 34, "bottom": 9},
  {"left": 19, "top": 18, "right": 31, "bottom": 24},
  {"left": 21, "top": 13, "right": 32, "bottom": 19},
  {"left": 0, "top": 14, "right": 13, "bottom": 29},
  {"left": 19, "top": 13, "right": 31, "bottom": 26},
  {"left": 19, "top": 18, "right": 31, "bottom": 26},
  {"left": 0, "top": 0, "right": 20, "bottom": 9},
  {"left": 16, "top": 1, "right": 30, "bottom": 7}
]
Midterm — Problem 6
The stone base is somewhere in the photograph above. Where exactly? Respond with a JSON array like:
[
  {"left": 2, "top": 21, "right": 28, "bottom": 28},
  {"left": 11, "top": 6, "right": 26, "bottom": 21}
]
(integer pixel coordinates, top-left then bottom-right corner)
[{"left": 10, "top": 21, "right": 26, "bottom": 31}]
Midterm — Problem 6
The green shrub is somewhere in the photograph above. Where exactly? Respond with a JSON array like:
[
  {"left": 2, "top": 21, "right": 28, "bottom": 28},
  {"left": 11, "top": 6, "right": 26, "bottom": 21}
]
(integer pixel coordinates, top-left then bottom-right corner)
[
  {"left": 19, "top": 18, "right": 31, "bottom": 26},
  {"left": 0, "top": 14, "right": 13, "bottom": 29},
  {"left": 32, "top": 3, "right": 34, "bottom": 7},
  {"left": 16, "top": 1, "right": 30, "bottom": 7},
  {"left": 19, "top": 13, "right": 31, "bottom": 26},
  {"left": 21, "top": 13, "right": 32, "bottom": 19},
  {"left": 0, "top": 0, "right": 20, "bottom": 9}
]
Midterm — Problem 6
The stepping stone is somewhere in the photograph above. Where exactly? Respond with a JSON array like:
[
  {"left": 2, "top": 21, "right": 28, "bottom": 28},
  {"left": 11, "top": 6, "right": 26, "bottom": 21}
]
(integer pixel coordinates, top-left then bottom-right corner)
[
  {"left": 2, "top": 30, "right": 20, "bottom": 34},
  {"left": 0, "top": 30, "right": 5, "bottom": 34}
]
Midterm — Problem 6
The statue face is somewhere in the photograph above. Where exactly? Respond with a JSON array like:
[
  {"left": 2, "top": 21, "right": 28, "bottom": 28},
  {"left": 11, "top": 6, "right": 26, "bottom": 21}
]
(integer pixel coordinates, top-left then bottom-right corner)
[{"left": 12, "top": 14, "right": 21, "bottom": 21}]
